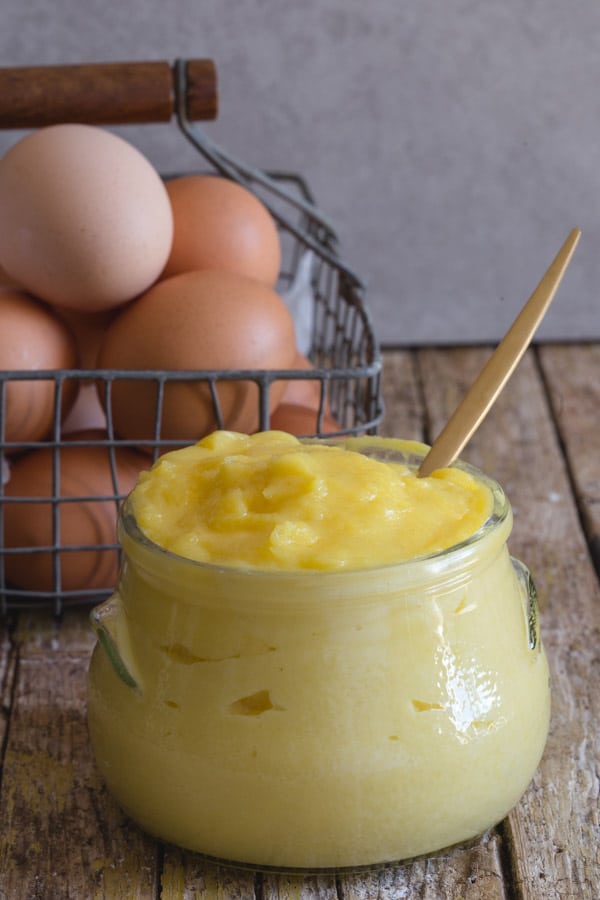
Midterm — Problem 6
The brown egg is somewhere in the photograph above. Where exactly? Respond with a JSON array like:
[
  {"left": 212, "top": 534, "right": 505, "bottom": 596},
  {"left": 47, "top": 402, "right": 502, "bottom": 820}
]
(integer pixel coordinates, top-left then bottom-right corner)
[
  {"left": 162, "top": 174, "right": 281, "bottom": 286},
  {"left": 57, "top": 308, "right": 118, "bottom": 434},
  {"left": 54, "top": 306, "right": 119, "bottom": 368},
  {"left": 0, "top": 261, "right": 19, "bottom": 289},
  {"left": 0, "top": 288, "right": 78, "bottom": 448},
  {"left": 0, "top": 124, "right": 173, "bottom": 312},
  {"left": 279, "top": 351, "right": 330, "bottom": 411},
  {"left": 61, "top": 384, "right": 107, "bottom": 434},
  {"left": 268, "top": 403, "right": 341, "bottom": 437},
  {"left": 96, "top": 270, "right": 297, "bottom": 448},
  {"left": 2, "top": 431, "right": 149, "bottom": 593}
]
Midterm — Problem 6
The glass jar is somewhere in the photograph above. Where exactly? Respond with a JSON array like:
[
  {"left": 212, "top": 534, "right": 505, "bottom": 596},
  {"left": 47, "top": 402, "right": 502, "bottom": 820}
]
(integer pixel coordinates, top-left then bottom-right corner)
[{"left": 87, "top": 439, "right": 550, "bottom": 873}]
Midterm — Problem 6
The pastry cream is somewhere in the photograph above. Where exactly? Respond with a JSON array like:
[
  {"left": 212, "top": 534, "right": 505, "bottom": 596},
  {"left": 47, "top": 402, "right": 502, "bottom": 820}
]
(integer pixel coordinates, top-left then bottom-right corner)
[
  {"left": 129, "top": 430, "right": 494, "bottom": 570},
  {"left": 87, "top": 433, "right": 550, "bottom": 871}
]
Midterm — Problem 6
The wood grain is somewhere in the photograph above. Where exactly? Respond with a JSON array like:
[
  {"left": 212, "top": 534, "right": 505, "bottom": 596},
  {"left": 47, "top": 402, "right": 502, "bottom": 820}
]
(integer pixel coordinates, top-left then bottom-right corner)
[
  {"left": 378, "top": 349, "right": 425, "bottom": 441},
  {"left": 338, "top": 835, "right": 507, "bottom": 900},
  {"left": 0, "top": 59, "right": 218, "bottom": 129},
  {"left": 12, "top": 607, "right": 96, "bottom": 657},
  {"left": 160, "top": 851, "right": 260, "bottom": 898},
  {"left": 260, "top": 873, "right": 339, "bottom": 899},
  {"left": 0, "top": 627, "right": 16, "bottom": 751},
  {"left": 537, "top": 343, "right": 600, "bottom": 575},
  {"left": 0, "top": 652, "right": 158, "bottom": 898}
]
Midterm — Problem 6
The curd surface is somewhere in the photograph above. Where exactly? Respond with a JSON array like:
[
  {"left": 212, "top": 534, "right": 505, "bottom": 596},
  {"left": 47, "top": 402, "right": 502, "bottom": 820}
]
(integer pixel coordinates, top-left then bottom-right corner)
[{"left": 130, "top": 430, "right": 494, "bottom": 570}]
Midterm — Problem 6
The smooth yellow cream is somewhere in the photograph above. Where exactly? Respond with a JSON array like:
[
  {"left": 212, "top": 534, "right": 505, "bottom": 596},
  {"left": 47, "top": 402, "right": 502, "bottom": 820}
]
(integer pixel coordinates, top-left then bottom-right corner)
[
  {"left": 130, "top": 430, "right": 494, "bottom": 570},
  {"left": 87, "top": 433, "right": 550, "bottom": 871}
]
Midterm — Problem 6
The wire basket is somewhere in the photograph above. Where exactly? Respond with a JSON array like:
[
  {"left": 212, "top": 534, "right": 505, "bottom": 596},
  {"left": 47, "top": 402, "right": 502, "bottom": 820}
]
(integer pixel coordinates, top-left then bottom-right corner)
[{"left": 0, "top": 59, "right": 383, "bottom": 615}]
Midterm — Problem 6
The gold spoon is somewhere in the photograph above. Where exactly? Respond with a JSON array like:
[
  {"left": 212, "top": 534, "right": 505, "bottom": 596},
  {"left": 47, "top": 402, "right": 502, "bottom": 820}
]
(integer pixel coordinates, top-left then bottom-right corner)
[{"left": 418, "top": 227, "right": 581, "bottom": 478}]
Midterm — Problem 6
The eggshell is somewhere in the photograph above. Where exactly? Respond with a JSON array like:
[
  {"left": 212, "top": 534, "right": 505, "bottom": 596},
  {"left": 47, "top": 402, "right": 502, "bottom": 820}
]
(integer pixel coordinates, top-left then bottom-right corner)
[
  {"left": 61, "top": 384, "right": 107, "bottom": 434},
  {"left": 2, "top": 431, "right": 149, "bottom": 593},
  {"left": 162, "top": 174, "right": 281, "bottom": 286},
  {"left": 0, "top": 124, "right": 173, "bottom": 311},
  {"left": 96, "top": 269, "right": 297, "bottom": 447},
  {"left": 54, "top": 306, "right": 118, "bottom": 368},
  {"left": 0, "top": 288, "right": 79, "bottom": 447},
  {"left": 279, "top": 351, "right": 330, "bottom": 411},
  {"left": 0, "top": 261, "right": 19, "bottom": 289},
  {"left": 57, "top": 307, "right": 117, "bottom": 434},
  {"left": 268, "top": 403, "right": 341, "bottom": 437}
]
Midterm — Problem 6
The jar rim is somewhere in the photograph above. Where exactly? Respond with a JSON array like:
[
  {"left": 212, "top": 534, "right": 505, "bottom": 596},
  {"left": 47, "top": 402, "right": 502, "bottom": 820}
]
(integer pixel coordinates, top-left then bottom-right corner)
[{"left": 119, "top": 436, "right": 511, "bottom": 583}]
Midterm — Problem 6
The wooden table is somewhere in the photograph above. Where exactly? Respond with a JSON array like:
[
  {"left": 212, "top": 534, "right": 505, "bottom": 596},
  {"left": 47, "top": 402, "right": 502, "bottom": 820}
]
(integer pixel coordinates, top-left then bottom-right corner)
[{"left": 1, "top": 344, "right": 598, "bottom": 899}]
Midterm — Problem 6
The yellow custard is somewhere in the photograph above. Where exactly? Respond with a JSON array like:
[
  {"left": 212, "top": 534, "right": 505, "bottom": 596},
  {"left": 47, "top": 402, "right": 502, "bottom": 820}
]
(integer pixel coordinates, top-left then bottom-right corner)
[
  {"left": 87, "top": 434, "right": 550, "bottom": 872},
  {"left": 130, "top": 430, "right": 494, "bottom": 570}
]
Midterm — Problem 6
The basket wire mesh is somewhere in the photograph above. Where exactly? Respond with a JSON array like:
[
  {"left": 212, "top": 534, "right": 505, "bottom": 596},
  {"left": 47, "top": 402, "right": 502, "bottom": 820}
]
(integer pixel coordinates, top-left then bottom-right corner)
[{"left": 0, "top": 59, "right": 384, "bottom": 615}]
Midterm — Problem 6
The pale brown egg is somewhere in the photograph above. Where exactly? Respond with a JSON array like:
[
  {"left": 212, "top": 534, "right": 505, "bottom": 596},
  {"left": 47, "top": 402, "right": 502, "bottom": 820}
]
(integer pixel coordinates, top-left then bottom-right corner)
[
  {"left": 0, "top": 288, "right": 79, "bottom": 448},
  {"left": 97, "top": 269, "right": 297, "bottom": 448},
  {"left": 2, "top": 431, "right": 149, "bottom": 593},
  {"left": 268, "top": 403, "right": 341, "bottom": 437},
  {"left": 162, "top": 174, "right": 281, "bottom": 286},
  {"left": 0, "top": 124, "right": 173, "bottom": 312}
]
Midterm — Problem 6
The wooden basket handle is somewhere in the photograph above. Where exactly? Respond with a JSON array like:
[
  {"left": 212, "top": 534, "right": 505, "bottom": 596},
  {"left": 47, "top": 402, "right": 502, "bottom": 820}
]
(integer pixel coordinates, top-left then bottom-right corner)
[{"left": 0, "top": 59, "right": 218, "bottom": 129}]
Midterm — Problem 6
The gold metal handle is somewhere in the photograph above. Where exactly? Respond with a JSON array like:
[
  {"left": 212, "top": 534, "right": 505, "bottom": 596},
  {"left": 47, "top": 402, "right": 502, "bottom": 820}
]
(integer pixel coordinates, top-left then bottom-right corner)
[{"left": 418, "top": 228, "right": 581, "bottom": 477}]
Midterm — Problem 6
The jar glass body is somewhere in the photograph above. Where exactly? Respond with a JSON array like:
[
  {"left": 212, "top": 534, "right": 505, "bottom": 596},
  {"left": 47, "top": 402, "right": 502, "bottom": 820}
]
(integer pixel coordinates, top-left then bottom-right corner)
[{"left": 87, "top": 440, "right": 550, "bottom": 873}]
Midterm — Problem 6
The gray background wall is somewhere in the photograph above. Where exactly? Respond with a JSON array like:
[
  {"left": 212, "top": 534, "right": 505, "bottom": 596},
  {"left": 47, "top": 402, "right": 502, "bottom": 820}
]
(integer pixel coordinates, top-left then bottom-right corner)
[{"left": 1, "top": 1, "right": 598, "bottom": 346}]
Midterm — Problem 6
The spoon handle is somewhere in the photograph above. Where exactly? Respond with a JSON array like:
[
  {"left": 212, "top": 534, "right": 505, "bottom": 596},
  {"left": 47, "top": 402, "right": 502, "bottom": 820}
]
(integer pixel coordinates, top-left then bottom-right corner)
[{"left": 418, "top": 227, "right": 581, "bottom": 477}]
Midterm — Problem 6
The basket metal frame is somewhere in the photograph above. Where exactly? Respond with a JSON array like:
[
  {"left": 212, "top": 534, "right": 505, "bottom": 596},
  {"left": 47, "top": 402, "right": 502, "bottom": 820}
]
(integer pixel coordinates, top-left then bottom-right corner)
[{"left": 0, "top": 63, "right": 384, "bottom": 616}]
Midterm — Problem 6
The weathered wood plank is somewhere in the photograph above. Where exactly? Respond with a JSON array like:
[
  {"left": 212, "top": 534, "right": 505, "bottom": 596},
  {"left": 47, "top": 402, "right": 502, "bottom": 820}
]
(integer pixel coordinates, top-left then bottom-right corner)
[
  {"left": 0, "top": 654, "right": 158, "bottom": 899},
  {"left": 339, "top": 834, "right": 508, "bottom": 900},
  {"left": 417, "top": 346, "right": 600, "bottom": 900},
  {"left": 11, "top": 606, "right": 96, "bottom": 657},
  {"left": 537, "top": 343, "right": 600, "bottom": 575},
  {"left": 0, "top": 624, "right": 16, "bottom": 750},
  {"left": 160, "top": 851, "right": 259, "bottom": 898},
  {"left": 161, "top": 854, "right": 342, "bottom": 900},
  {"left": 378, "top": 349, "right": 425, "bottom": 441},
  {"left": 260, "top": 873, "right": 339, "bottom": 900}
]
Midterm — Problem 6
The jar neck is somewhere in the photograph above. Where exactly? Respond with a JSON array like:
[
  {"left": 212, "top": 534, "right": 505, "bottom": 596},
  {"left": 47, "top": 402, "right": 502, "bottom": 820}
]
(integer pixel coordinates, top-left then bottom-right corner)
[{"left": 118, "top": 502, "right": 513, "bottom": 613}]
